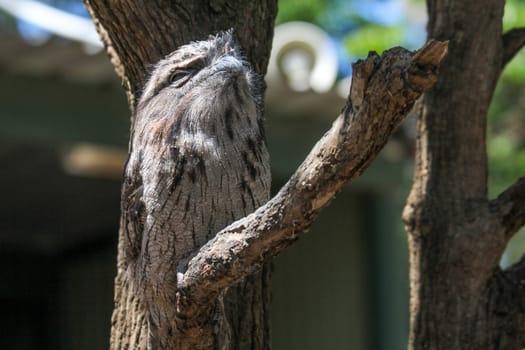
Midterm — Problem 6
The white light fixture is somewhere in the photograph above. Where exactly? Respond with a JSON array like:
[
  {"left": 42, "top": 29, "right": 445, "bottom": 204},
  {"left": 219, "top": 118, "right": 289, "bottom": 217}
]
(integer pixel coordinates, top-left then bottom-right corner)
[{"left": 268, "top": 21, "right": 339, "bottom": 94}]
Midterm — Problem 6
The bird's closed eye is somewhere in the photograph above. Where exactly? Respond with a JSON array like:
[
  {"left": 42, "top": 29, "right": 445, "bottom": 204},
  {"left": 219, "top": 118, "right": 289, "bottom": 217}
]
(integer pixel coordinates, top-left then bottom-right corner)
[{"left": 168, "top": 69, "right": 191, "bottom": 87}]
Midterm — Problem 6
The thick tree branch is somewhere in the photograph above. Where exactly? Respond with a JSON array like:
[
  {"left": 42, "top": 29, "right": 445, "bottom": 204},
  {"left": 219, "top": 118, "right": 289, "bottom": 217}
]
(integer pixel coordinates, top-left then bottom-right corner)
[
  {"left": 176, "top": 40, "right": 448, "bottom": 319},
  {"left": 490, "top": 177, "right": 525, "bottom": 239},
  {"left": 502, "top": 27, "right": 525, "bottom": 68}
]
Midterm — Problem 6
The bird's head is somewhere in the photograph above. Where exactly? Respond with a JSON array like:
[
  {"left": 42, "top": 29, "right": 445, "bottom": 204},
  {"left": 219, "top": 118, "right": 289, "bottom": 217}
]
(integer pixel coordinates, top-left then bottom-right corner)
[{"left": 138, "top": 31, "right": 262, "bottom": 115}]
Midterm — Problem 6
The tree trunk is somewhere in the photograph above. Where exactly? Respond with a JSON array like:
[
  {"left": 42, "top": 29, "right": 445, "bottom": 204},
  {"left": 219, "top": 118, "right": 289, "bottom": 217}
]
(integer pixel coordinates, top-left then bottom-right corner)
[
  {"left": 84, "top": 1, "right": 449, "bottom": 349},
  {"left": 404, "top": 0, "right": 525, "bottom": 349},
  {"left": 83, "top": 1, "right": 277, "bottom": 349}
]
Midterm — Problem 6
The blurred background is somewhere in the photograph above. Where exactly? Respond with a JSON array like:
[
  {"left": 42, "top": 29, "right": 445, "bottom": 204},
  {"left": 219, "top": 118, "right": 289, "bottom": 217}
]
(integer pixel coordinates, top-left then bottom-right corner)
[{"left": 0, "top": 0, "right": 524, "bottom": 349}]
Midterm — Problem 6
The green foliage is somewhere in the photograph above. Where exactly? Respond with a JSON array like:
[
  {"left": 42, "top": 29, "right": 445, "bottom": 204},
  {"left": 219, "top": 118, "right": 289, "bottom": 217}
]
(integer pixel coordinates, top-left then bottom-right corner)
[
  {"left": 488, "top": 0, "right": 525, "bottom": 199},
  {"left": 276, "top": 0, "right": 328, "bottom": 25},
  {"left": 488, "top": 136, "right": 525, "bottom": 197},
  {"left": 503, "top": 0, "right": 525, "bottom": 32},
  {"left": 343, "top": 24, "right": 405, "bottom": 57},
  {"left": 501, "top": 0, "right": 525, "bottom": 83},
  {"left": 488, "top": 81, "right": 525, "bottom": 199},
  {"left": 502, "top": 52, "right": 525, "bottom": 84}
]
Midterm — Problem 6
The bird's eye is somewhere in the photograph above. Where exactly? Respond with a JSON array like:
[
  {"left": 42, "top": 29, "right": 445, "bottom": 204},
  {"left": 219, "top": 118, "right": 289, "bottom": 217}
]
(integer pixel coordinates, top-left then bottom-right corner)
[{"left": 168, "top": 70, "right": 190, "bottom": 87}]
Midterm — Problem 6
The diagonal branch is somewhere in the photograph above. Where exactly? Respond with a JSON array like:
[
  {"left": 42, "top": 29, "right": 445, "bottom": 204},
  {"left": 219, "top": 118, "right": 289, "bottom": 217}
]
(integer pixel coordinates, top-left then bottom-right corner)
[
  {"left": 502, "top": 27, "right": 525, "bottom": 68},
  {"left": 490, "top": 177, "right": 525, "bottom": 239},
  {"left": 175, "top": 40, "right": 449, "bottom": 319}
]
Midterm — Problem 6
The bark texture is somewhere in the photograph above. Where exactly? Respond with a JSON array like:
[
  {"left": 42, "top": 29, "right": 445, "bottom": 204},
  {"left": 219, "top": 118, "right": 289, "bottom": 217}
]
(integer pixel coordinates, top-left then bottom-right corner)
[
  {"left": 84, "top": 1, "right": 447, "bottom": 350},
  {"left": 178, "top": 41, "right": 448, "bottom": 313},
  {"left": 83, "top": 1, "right": 277, "bottom": 349},
  {"left": 403, "top": 1, "right": 525, "bottom": 349},
  {"left": 121, "top": 32, "right": 272, "bottom": 349}
]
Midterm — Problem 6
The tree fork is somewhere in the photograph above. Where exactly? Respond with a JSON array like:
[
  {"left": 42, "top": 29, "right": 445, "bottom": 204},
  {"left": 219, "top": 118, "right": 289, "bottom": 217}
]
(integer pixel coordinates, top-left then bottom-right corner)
[
  {"left": 84, "top": 1, "right": 447, "bottom": 349},
  {"left": 404, "top": 0, "right": 525, "bottom": 349}
]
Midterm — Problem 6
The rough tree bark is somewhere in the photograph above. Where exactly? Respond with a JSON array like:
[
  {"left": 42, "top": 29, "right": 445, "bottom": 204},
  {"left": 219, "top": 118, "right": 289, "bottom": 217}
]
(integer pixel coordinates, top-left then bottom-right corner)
[
  {"left": 83, "top": 1, "right": 446, "bottom": 349},
  {"left": 403, "top": 0, "right": 525, "bottom": 349},
  {"left": 83, "top": 2, "right": 278, "bottom": 349}
]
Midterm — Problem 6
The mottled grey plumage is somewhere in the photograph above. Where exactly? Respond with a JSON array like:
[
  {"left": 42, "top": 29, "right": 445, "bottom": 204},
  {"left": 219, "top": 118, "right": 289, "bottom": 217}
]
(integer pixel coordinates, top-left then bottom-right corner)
[{"left": 120, "top": 32, "right": 270, "bottom": 349}]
